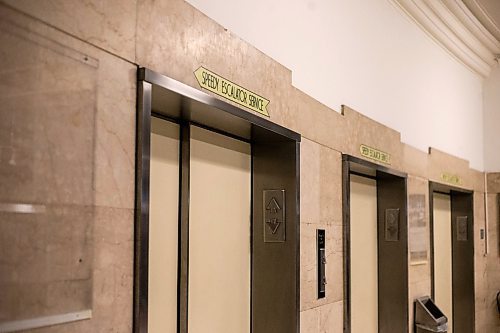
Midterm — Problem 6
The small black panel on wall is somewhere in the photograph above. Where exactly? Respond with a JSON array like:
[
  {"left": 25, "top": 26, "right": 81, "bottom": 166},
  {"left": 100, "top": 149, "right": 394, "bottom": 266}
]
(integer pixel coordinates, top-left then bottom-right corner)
[{"left": 317, "top": 229, "right": 326, "bottom": 299}]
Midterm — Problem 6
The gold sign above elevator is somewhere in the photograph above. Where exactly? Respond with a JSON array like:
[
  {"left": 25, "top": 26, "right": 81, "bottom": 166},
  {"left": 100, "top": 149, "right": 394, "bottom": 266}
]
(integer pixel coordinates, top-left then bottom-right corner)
[
  {"left": 440, "top": 172, "right": 462, "bottom": 186},
  {"left": 359, "top": 144, "right": 391, "bottom": 165},
  {"left": 194, "top": 66, "right": 270, "bottom": 117}
]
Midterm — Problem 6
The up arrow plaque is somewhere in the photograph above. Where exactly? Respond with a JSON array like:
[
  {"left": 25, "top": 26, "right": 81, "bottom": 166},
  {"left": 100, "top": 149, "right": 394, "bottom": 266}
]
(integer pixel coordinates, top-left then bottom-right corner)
[
  {"left": 263, "top": 190, "right": 286, "bottom": 243},
  {"left": 194, "top": 66, "right": 270, "bottom": 117}
]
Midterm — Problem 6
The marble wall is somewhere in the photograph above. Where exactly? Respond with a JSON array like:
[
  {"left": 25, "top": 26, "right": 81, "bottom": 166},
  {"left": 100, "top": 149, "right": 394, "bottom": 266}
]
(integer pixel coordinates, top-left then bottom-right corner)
[
  {"left": 0, "top": 3, "right": 136, "bottom": 332},
  {"left": 0, "top": 0, "right": 496, "bottom": 332},
  {"left": 483, "top": 173, "right": 500, "bottom": 332}
]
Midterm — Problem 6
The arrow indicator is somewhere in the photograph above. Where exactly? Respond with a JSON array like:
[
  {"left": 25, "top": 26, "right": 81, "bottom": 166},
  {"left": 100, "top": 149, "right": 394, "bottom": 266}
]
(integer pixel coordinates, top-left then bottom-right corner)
[
  {"left": 263, "top": 190, "right": 286, "bottom": 243},
  {"left": 266, "top": 197, "right": 281, "bottom": 214},
  {"left": 266, "top": 218, "right": 281, "bottom": 234}
]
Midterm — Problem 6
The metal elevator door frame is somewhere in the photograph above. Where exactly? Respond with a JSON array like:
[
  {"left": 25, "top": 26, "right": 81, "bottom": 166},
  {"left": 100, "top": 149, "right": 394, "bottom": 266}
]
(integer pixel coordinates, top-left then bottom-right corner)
[
  {"left": 429, "top": 182, "right": 475, "bottom": 333},
  {"left": 134, "top": 68, "right": 301, "bottom": 333},
  {"left": 342, "top": 155, "right": 409, "bottom": 333}
]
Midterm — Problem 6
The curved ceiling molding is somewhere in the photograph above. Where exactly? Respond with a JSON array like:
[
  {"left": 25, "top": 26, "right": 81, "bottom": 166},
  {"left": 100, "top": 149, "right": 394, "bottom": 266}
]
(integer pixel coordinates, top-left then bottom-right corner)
[
  {"left": 390, "top": 0, "right": 500, "bottom": 77},
  {"left": 463, "top": 0, "right": 500, "bottom": 41}
]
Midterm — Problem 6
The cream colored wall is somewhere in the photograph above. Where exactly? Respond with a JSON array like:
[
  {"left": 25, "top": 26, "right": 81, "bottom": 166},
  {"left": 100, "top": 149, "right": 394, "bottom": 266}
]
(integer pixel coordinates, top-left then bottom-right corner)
[
  {"left": 148, "top": 118, "right": 180, "bottom": 332},
  {"left": 350, "top": 175, "right": 378, "bottom": 333},
  {"left": 433, "top": 193, "right": 453, "bottom": 333},
  {"left": 0, "top": 1, "right": 493, "bottom": 332},
  {"left": 188, "top": 126, "right": 251, "bottom": 333}
]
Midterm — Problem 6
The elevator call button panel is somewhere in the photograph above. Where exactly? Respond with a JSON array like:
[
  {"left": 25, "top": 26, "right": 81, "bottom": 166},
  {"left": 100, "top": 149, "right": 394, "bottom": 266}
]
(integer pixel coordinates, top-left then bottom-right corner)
[{"left": 317, "top": 229, "right": 326, "bottom": 299}]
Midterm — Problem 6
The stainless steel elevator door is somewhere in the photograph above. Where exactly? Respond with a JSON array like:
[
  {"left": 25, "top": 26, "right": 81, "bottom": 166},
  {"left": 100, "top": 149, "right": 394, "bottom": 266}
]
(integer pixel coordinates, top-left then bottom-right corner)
[
  {"left": 149, "top": 117, "right": 180, "bottom": 332},
  {"left": 188, "top": 126, "right": 251, "bottom": 333},
  {"left": 350, "top": 174, "right": 378, "bottom": 333},
  {"left": 433, "top": 193, "right": 453, "bottom": 333}
]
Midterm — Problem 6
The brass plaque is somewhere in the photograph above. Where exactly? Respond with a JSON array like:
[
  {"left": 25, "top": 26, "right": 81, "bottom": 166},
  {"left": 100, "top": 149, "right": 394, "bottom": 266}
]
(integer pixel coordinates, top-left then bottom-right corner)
[
  {"left": 385, "top": 208, "right": 400, "bottom": 242},
  {"left": 360, "top": 144, "right": 391, "bottom": 165},
  {"left": 457, "top": 216, "right": 468, "bottom": 241},
  {"left": 263, "top": 190, "right": 286, "bottom": 243},
  {"left": 194, "top": 66, "right": 270, "bottom": 117},
  {"left": 440, "top": 172, "right": 462, "bottom": 186}
]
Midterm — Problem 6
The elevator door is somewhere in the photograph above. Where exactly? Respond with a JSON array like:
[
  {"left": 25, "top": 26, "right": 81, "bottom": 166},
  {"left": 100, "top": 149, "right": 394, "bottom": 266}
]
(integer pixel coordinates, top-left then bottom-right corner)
[
  {"left": 350, "top": 174, "right": 378, "bottom": 333},
  {"left": 433, "top": 193, "right": 453, "bottom": 333},
  {"left": 188, "top": 126, "right": 251, "bottom": 333},
  {"left": 148, "top": 118, "right": 180, "bottom": 332}
]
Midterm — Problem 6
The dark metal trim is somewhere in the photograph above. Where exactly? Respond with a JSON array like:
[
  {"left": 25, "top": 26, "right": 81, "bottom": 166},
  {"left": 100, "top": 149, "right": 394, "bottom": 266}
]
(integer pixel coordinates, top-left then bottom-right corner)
[
  {"left": 349, "top": 170, "right": 377, "bottom": 180},
  {"left": 342, "top": 154, "right": 409, "bottom": 333},
  {"left": 342, "top": 154, "right": 407, "bottom": 178},
  {"left": 428, "top": 181, "right": 475, "bottom": 333},
  {"left": 295, "top": 141, "right": 301, "bottom": 333},
  {"left": 139, "top": 67, "right": 301, "bottom": 143},
  {"left": 134, "top": 80, "right": 152, "bottom": 333},
  {"left": 342, "top": 159, "right": 351, "bottom": 333},
  {"left": 178, "top": 123, "right": 190, "bottom": 333},
  {"left": 152, "top": 111, "right": 251, "bottom": 144},
  {"left": 190, "top": 122, "right": 251, "bottom": 144},
  {"left": 151, "top": 110, "right": 180, "bottom": 125},
  {"left": 135, "top": 68, "right": 301, "bottom": 333},
  {"left": 429, "top": 181, "right": 473, "bottom": 195},
  {"left": 428, "top": 180, "right": 474, "bottom": 299},
  {"left": 429, "top": 182, "right": 436, "bottom": 301},
  {"left": 250, "top": 146, "right": 254, "bottom": 333}
]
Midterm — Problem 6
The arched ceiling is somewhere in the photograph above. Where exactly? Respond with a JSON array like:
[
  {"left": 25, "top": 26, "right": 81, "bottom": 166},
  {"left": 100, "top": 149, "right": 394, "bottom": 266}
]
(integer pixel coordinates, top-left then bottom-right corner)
[
  {"left": 391, "top": 0, "right": 500, "bottom": 77},
  {"left": 465, "top": 0, "right": 500, "bottom": 41}
]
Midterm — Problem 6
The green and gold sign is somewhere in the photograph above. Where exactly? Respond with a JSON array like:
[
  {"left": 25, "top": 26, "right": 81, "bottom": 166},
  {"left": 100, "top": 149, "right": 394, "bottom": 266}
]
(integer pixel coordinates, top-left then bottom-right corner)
[
  {"left": 440, "top": 172, "right": 462, "bottom": 186},
  {"left": 360, "top": 144, "right": 391, "bottom": 165},
  {"left": 194, "top": 66, "right": 270, "bottom": 117}
]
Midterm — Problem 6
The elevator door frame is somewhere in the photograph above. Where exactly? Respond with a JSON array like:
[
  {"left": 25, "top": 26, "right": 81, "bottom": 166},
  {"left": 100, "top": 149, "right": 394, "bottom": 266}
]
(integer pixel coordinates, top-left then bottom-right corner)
[
  {"left": 429, "top": 182, "right": 475, "bottom": 333},
  {"left": 342, "top": 155, "right": 409, "bottom": 333},
  {"left": 134, "top": 68, "right": 301, "bottom": 333}
]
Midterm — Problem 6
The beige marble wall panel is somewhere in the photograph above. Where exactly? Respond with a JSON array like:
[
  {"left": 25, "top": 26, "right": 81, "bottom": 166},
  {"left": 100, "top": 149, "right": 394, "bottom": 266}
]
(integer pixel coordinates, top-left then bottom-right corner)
[
  {"left": 470, "top": 169, "right": 486, "bottom": 193},
  {"left": 300, "top": 306, "right": 320, "bottom": 333},
  {"left": 486, "top": 193, "right": 500, "bottom": 331},
  {"left": 0, "top": 15, "right": 97, "bottom": 207},
  {"left": 487, "top": 172, "right": 500, "bottom": 193},
  {"left": 0, "top": 0, "right": 137, "bottom": 61},
  {"left": 0, "top": 4, "right": 136, "bottom": 210},
  {"left": 19, "top": 207, "right": 134, "bottom": 333},
  {"left": 300, "top": 139, "right": 343, "bottom": 311},
  {"left": 93, "top": 53, "right": 136, "bottom": 209},
  {"left": 300, "top": 301, "right": 343, "bottom": 333},
  {"left": 289, "top": 88, "right": 346, "bottom": 151},
  {"left": 0, "top": 5, "right": 135, "bottom": 332},
  {"left": 300, "top": 139, "right": 343, "bottom": 226},
  {"left": 403, "top": 144, "right": 429, "bottom": 179},
  {"left": 427, "top": 147, "right": 474, "bottom": 190},
  {"left": 136, "top": 0, "right": 298, "bottom": 129},
  {"left": 407, "top": 176, "right": 431, "bottom": 332},
  {"left": 0, "top": 206, "right": 93, "bottom": 321},
  {"left": 473, "top": 192, "right": 488, "bottom": 333},
  {"left": 340, "top": 105, "right": 404, "bottom": 170}
]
